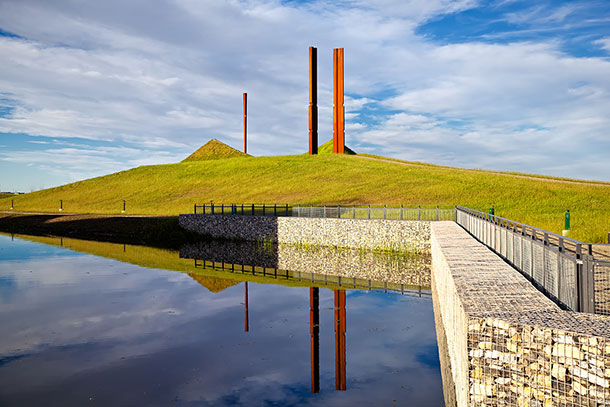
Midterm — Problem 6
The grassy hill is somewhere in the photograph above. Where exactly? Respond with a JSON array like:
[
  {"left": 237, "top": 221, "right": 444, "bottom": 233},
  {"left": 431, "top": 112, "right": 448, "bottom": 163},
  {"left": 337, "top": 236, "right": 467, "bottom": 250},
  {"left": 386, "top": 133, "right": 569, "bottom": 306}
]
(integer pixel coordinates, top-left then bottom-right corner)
[
  {"left": 317, "top": 139, "right": 357, "bottom": 155},
  {"left": 182, "top": 138, "right": 249, "bottom": 162},
  {"left": 1, "top": 150, "right": 609, "bottom": 242}
]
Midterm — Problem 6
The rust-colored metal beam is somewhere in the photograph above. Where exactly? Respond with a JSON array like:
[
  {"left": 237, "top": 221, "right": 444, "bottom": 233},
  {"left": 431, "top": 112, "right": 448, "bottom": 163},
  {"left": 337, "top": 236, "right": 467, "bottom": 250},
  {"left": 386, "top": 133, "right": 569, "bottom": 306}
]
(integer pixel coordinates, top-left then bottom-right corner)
[
  {"left": 243, "top": 92, "right": 247, "bottom": 154},
  {"left": 334, "top": 289, "right": 346, "bottom": 391},
  {"left": 244, "top": 281, "right": 249, "bottom": 332},
  {"left": 309, "top": 47, "right": 318, "bottom": 155},
  {"left": 332, "top": 48, "right": 345, "bottom": 154},
  {"left": 309, "top": 287, "right": 320, "bottom": 393}
]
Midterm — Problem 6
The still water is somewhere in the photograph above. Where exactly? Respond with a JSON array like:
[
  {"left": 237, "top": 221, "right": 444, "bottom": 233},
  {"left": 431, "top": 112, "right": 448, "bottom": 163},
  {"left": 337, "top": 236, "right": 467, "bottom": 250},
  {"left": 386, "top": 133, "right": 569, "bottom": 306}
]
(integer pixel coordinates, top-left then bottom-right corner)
[{"left": 0, "top": 234, "right": 443, "bottom": 406}]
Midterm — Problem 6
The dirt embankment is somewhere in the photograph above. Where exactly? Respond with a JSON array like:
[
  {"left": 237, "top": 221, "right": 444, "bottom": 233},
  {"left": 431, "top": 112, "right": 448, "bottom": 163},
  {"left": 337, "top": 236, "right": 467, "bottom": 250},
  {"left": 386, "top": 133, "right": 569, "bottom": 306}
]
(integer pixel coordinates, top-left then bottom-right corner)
[{"left": 0, "top": 212, "right": 203, "bottom": 248}]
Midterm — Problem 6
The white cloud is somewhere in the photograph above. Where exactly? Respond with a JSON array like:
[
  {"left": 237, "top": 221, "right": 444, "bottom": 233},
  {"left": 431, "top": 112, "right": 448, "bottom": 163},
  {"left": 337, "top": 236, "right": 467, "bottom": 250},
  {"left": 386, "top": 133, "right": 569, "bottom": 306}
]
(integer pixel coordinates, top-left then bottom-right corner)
[
  {"left": 0, "top": 0, "right": 608, "bottom": 187},
  {"left": 595, "top": 37, "right": 610, "bottom": 53}
]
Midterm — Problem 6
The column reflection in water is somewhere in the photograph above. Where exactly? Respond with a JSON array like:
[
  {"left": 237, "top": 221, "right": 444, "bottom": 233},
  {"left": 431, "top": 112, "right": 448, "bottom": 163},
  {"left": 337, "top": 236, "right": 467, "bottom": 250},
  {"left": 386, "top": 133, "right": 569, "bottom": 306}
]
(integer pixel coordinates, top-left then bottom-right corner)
[
  {"left": 309, "top": 287, "right": 320, "bottom": 393},
  {"left": 244, "top": 282, "right": 249, "bottom": 332},
  {"left": 334, "top": 289, "right": 346, "bottom": 391}
]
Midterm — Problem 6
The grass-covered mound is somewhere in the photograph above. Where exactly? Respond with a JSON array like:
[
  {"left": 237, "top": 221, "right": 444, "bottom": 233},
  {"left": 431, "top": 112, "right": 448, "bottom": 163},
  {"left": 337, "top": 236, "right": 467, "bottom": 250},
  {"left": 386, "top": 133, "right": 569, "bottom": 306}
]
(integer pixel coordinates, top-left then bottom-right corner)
[
  {"left": 182, "top": 139, "right": 249, "bottom": 162},
  {"left": 2, "top": 152, "right": 609, "bottom": 242},
  {"left": 317, "top": 139, "right": 356, "bottom": 155}
]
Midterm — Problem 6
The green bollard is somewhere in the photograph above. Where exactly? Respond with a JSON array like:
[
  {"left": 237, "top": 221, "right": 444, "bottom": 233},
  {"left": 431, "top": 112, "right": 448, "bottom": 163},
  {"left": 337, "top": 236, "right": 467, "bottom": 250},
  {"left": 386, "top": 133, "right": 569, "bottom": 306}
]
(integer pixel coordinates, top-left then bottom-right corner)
[
  {"left": 488, "top": 206, "right": 494, "bottom": 221},
  {"left": 564, "top": 209, "right": 570, "bottom": 231}
]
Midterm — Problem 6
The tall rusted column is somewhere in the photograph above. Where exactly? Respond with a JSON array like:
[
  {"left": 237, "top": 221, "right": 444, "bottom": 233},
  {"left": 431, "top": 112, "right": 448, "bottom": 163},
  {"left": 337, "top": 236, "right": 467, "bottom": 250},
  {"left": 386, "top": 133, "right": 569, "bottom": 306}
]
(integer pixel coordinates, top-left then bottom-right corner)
[
  {"left": 309, "top": 287, "right": 320, "bottom": 393},
  {"left": 334, "top": 289, "right": 346, "bottom": 391},
  {"left": 332, "top": 48, "right": 345, "bottom": 154},
  {"left": 308, "top": 46, "right": 318, "bottom": 155},
  {"left": 243, "top": 92, "right": 247, "bottom": 154},
  {"left": 244, "top": 281, "right": 249, "bottom": 332}
]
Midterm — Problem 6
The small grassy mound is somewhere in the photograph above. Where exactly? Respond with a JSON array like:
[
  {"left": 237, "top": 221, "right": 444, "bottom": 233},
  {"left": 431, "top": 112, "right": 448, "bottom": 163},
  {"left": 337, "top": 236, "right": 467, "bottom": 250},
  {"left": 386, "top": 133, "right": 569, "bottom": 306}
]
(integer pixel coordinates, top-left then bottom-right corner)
[
  {"left": 182, "top": 139, "right": 249, "bottom": 162},
  {"left": 317, "top": 139, "right": 356, "bottom": 155}
]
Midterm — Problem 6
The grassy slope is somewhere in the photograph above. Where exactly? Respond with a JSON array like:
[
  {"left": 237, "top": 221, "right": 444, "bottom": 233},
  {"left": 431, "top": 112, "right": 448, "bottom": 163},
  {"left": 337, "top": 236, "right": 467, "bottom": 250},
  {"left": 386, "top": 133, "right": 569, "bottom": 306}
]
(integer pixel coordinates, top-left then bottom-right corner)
[
  {"left": 182, "top": 138, "right": 249, "bottom": 162},
  {"left": 0, "top": 193, "right": 16, "bottom": 199},
  {"left": 1, "top": 154, "right": 609, "bottom": 242}
]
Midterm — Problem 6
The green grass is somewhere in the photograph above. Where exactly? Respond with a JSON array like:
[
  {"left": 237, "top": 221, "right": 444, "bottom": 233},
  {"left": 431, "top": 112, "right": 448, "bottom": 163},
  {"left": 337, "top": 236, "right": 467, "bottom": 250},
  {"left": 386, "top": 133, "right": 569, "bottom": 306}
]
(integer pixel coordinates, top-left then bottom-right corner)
[
  {"left": 182, "top": 138, "right": 249, "bottom": 162},
  {"left": 317, "top": 139, "right": 357, "bottom": 155},
  {"left": 0, "top": 193, "right": 16, "bottom": 200},
  {"left": 2, "top": 152, "right": 609, "bottom": 242}
]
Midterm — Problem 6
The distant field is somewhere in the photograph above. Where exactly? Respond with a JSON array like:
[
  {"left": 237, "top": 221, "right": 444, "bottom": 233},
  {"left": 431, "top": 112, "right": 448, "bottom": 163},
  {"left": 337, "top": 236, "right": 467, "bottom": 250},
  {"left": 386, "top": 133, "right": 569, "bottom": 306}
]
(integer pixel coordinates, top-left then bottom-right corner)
[
  {"left": 0, "top": 193, "right": 16, "bottom": 200},
  {"left": 1, "top": 152, "right": 609, "bottom": 242}
]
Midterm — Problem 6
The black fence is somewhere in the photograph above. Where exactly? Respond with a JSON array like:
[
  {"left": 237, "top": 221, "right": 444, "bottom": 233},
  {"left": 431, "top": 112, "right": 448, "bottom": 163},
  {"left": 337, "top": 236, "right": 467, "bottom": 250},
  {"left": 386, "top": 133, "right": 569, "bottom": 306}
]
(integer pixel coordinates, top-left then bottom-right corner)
[{"left": 193, "top": 203, "right": 455, "bottom": 221}]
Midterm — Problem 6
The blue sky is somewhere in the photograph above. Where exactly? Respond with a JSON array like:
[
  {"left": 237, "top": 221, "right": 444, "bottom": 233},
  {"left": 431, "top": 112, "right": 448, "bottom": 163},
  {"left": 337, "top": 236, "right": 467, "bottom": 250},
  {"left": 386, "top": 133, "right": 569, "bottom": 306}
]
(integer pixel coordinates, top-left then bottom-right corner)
[{"left": 0, "top": 0, "right": 609, "bottom": 191}]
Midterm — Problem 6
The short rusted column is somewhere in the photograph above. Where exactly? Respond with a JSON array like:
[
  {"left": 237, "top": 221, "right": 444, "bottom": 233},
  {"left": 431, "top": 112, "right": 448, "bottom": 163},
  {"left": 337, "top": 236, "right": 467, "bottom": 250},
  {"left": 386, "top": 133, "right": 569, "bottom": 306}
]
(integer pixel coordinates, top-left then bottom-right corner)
[
  {"left": 243, "top": 93, "right": 247, "bottom": 154},
  {"left": 309, "top": 46, "right": 318, "bottom": 155}
]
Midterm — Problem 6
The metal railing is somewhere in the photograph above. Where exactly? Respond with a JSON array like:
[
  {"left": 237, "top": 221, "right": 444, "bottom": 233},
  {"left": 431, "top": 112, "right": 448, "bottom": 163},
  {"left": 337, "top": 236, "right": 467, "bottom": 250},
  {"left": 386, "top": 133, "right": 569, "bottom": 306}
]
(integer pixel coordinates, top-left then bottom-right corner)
[
  {"left": 193, "top": 203, "right": 455, "bottom": 221},
  {"left": 192, "top": 259, "right": 430, "bottom": 298},
  {"left": 456, "top": 206, "right": 610, "bottom": 315}
]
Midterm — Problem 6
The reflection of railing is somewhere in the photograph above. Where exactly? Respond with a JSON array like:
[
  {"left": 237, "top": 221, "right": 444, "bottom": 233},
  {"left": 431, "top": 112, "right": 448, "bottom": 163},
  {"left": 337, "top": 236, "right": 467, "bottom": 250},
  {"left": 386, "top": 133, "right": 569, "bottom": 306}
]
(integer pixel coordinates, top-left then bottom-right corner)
[
  {"left": 193, "top": 203, "right": 455, "bottom": 221},
  {"left": 456, "top": 206, "right": 610, "bottom": 315},
  {"left": 192, "top": 259, "right": 430, "bottom": 297}
]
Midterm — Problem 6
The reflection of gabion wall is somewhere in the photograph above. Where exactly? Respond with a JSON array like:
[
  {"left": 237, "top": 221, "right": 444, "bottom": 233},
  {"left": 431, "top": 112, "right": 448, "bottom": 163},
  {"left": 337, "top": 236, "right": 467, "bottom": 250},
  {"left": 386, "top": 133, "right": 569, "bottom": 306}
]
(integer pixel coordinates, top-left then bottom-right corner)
[
  {"left": 431, "top": 222, "right": 610, "bottom": 407},
  {"left": 278, "top": 245, "right": 429, "bottom": 287},
  {"left": 179, "top": 241, "right": 430, "bottom": 287},
  {"left": 178, "top": 214, "right": 430, "bottom": 252}
]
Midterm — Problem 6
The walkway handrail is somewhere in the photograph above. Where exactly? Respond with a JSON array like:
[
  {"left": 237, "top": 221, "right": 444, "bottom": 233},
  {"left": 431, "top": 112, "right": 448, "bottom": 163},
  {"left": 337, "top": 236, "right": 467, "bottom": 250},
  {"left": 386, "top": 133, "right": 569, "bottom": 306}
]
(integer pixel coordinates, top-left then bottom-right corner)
[
  {"left": 193, "top": 202, "right": 456, "bottom": 221},
  {"left": 454, "top": 206, "right": 607, "bottom": 315}
]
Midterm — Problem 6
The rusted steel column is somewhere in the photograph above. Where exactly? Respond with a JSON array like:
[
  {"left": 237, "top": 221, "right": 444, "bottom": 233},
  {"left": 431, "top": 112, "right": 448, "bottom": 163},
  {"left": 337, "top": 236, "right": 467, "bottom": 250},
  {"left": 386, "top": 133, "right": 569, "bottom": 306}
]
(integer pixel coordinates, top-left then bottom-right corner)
[
  {"left": 309, "top": 47, "right": 318, "bottom": 155},
  {"left": 243, "top": 92, "right": 247, "bottom": 154},
  {"left": 334, "top": 289, "right": 346, "bottom": 390},
  {"left": 332, "top": 48, "right": 345, "bottom": 154},
  {"left": 309, "top": 287, "right": 320, "bottom": 393},
  {"left": 244, "top": 281, "right": 249, "bottom": 332}
]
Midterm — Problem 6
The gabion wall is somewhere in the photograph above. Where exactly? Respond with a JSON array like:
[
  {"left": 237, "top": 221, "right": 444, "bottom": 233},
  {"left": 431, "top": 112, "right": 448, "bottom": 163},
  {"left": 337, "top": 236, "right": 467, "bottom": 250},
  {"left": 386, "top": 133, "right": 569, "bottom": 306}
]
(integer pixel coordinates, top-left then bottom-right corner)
[
  {"left": 178, "top": 214, "right": 430, "bottom": 252},
  {"left": 432, "top": 221, "right": 610, "bottom": 407}
]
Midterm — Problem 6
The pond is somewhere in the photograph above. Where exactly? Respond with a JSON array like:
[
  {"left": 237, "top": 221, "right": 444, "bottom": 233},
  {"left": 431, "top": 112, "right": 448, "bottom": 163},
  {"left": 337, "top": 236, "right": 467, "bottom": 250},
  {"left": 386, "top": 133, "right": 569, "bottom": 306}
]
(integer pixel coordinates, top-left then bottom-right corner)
[{"left": 0, "top": 234, "right": 444, "bottom": 406}]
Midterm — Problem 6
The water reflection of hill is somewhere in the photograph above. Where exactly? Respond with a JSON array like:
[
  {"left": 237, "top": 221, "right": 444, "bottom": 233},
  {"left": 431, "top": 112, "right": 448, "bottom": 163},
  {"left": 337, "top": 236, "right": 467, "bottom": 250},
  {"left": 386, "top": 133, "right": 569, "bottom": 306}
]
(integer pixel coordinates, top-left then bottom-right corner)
[
  {"left": 2, "top": 233, "right": 430, "bottom": 294},
  {"left": 1, "top": 233, "right": 238, "bottom": 293}
]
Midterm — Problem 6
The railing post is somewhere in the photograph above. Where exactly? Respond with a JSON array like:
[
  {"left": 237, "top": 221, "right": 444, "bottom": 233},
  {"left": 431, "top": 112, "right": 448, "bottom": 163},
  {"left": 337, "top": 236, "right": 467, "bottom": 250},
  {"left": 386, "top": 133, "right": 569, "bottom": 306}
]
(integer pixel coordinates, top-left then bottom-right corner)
[
  {"left": 286, "top": 203, "right": 288, "bottom": 216},
  {"left": 252, "top": 203, "right": 254, "bottom": 215},
  {"left": 368, "top": 205, "right": 370, "bottom": 219},
  {"left": 323, "top": 205, "right": 326, "bottom": 218},
  {"left": 194, "top": 204, "right": 197, "bottom": 214},
  {"left": 297, "top": 204, "right": 300, "bottom": 217},
  {"left": 222, "top": 204, "right": 224, "bottom": 215},
  {"left": 383, "top": 205, "right": 386, "bottom": 219},
  {"left": 352, "top": 205, "right": 355, "bottom": 219},
  {"left": 338, "top": 204, "right": 341, "bottom": 219},
  {"left": 241, "top": 204, "right": 244, "bottom": 215},
  {"left": 454, "top": 206, "right": 457, "bottom": 222},
  {"left": 274, "top": 204, "right": 277, "bottom": 216},
  {"left": 263, "top": 204, "right": 266, "bottom": 216},
  {"left": 417, "top": 205, "right": 421, "bottom": 220},
  {"left": 211, "top": 203, "right": 214, "bottom": 214},
  {"left": 436, "top": 205, "right": 439, "bottom": 221},
  {"left": 400, "top": 204, "right": 403, "bottom": 220},
  {"left": 557, "top": 237, "right": 564, "bottom": 304}
]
